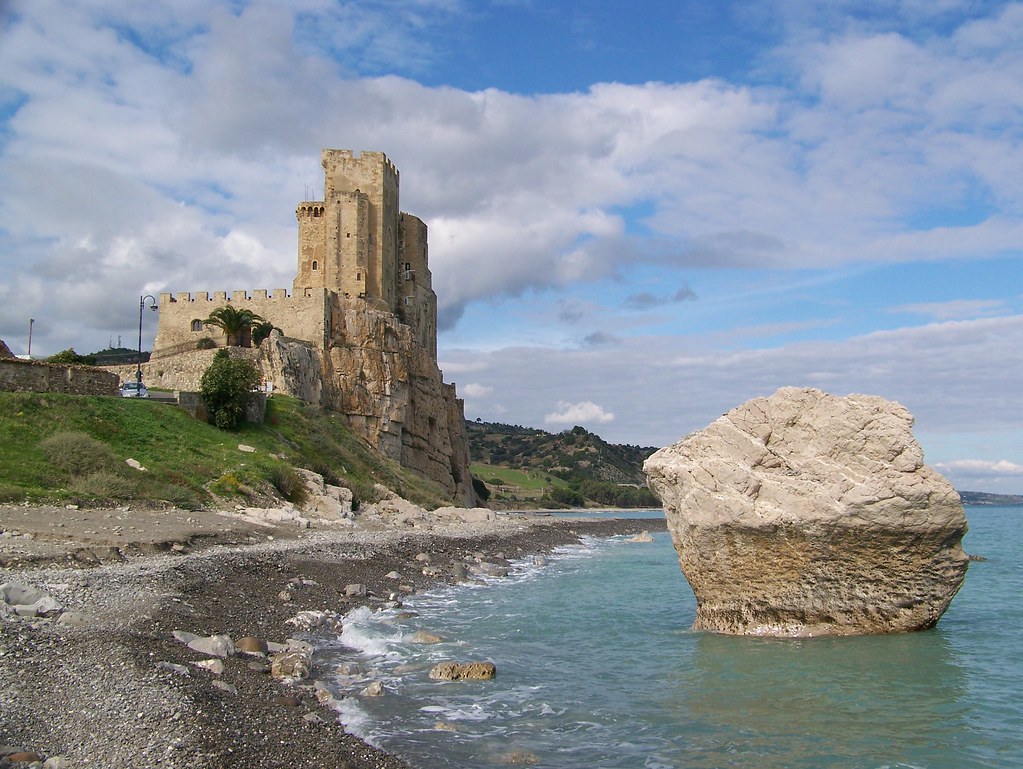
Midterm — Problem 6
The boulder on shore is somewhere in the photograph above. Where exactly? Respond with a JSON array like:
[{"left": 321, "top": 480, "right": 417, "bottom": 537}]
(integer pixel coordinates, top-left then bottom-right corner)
[{"left": 643, "top": 387, "right": 970, "bottom": 637}]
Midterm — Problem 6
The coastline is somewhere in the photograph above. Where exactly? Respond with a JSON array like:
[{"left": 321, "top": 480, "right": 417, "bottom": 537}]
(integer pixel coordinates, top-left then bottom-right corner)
[{"left": 0, "top": 505, "right": 665, "bottom": 768}]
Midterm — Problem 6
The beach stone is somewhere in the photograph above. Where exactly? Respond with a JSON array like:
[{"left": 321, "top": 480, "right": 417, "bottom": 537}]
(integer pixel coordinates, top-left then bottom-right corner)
[
  {"left": 429, "top": 661, "right": 497, "bottom": 680},
  {"left": 235, "top": 636, "right": 268, "bottom": 655},
  {"left": 0, "top": 582, "right": 62, "bottom": 617},
  {"left": 212, "top": 680, "right": 238, "bottom": 695},
  {"left": 56, "top": 611, "right": 89, "bottom": 627},
  {"left": 271, "top": 642, "right": 313, "bottom": 680},
  {"left": 192, "top": 658, "right": 226, "bottom": 675},
  {"left": 409, "top": 630, "right": 444, "bottom": 644},
  {"left": 644, "top": 386, "right": 970, "bottom": 637},
  {"left": 360, "top": 680, "right": 385, "bottom": 696},
  {"left": 5, "top": 751, "right": 42, "bottom": 763},
  {"left": 625, "top": 530, "right": 654, "bottom": 543},
  {"left": 345, "top": 583, "right": 367, "bottom": 597},
  {"left": 186, "top": 634, "right": 235, "bottom": 658}
]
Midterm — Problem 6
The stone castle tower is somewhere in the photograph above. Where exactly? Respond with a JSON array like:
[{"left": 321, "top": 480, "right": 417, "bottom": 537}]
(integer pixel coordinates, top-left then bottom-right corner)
[
  {"left": 294, "top": 150, "right": 437, "bottom": 358},
  {"left": 148, "top": 150, "right": 477, "bottom": 506}
]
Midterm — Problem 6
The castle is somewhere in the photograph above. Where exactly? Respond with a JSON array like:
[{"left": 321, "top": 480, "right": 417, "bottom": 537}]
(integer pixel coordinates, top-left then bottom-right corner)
[
  {"left": 149, "top": 150, "right": 477, "bottom": 506},
  {"left": 153, "top": 150, "right": 437, "bottom": 360}
]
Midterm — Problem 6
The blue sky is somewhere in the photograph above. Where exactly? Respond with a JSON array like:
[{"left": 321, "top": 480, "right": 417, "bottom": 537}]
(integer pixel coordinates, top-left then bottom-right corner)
[{"left": 1, "top": 0, "right": 1022, "bottom": 492}]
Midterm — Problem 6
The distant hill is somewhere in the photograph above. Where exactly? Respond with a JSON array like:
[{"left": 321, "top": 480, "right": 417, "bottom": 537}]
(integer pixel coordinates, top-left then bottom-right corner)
[
  {"left": 959, "top": 491, "right": 1023, "bottom": 506},
  {"left": 466, "top": 420, "right": 660, "bottom": 509}
]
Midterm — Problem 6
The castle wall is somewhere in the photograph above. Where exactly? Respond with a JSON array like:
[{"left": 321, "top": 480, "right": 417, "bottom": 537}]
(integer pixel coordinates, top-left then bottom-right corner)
[
  {"left": 0, "top": 358, "right": 118, "bottom": 396},
  {"left": 152, "top": 289, "right": 330, "bottom": 358},
  {"left": 397, "top": 213, "right": 438, "bottom": 358}
]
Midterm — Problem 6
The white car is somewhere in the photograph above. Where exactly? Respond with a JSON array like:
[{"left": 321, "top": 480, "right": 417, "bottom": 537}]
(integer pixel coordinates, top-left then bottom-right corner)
[{"left": 119, "top": 381, "right": 149, "bottom": 398}]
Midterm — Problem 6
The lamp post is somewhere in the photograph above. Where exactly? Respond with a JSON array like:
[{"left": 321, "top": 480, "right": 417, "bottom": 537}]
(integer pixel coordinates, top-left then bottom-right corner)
[
  {"left": 27, "top": 318, "right": 34, "bottom": 358},
  {"left": 137, "top": 295, "right": 158, "bottom": 386}
]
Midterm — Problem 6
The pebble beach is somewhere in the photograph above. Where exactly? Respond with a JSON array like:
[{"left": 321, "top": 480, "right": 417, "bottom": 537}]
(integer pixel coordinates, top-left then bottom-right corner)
[{"left": 0, "top": 504, "right": 664, "bottom": 768}]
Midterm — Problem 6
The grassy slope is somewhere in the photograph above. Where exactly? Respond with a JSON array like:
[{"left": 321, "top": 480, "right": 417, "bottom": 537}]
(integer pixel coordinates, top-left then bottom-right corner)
[{"left": 0, "top": 392, "right": 452, "bottom": 509}]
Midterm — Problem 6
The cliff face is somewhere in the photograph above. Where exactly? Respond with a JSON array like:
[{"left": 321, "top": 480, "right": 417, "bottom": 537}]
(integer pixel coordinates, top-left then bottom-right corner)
[{"left": 258, "top": 302, "right": 478, "bottom": 508}]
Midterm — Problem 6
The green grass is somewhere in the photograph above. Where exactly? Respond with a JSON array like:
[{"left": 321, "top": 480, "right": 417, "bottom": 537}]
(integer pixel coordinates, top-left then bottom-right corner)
[
  {"left": 0, "top": 392, "right": 452, "bottom": 509},
  {"left": 470, "top": 463, "right": 571, "bottom": 495}
]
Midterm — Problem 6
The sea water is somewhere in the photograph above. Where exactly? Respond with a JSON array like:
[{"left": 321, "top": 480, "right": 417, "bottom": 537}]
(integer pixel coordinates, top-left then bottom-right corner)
[{"left": 321, "top": 507, "right": 1022, "bottom": 768}]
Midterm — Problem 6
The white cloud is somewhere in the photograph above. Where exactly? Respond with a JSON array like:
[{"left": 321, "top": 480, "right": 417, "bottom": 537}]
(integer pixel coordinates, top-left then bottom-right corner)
[
  {"left": 461, "top": 382, "right": 493, "bottom": 398},
  {"left": 544, "top": 401, "right": 615, "bottom": 426},
  {"left": 934, "top": 460, "right": 1023, "bottom": 476}
]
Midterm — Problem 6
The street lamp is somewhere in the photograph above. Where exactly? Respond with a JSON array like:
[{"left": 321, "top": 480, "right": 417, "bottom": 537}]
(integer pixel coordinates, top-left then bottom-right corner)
[{"left": 137, "top": 295, "right": 158, "bottom": 386}]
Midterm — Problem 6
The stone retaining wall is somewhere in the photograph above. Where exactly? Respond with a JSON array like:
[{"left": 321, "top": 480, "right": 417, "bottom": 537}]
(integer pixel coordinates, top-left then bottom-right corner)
[{"left": 0, "top": 359, "right": 119, "bottom": 396}]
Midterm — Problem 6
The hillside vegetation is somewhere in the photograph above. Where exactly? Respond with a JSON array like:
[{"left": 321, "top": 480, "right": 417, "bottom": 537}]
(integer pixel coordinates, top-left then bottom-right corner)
[
  {"left": 467, "top": 421, "right": 660, "bottom": 509},
  {"left": 0, "top": 392, "right": 453, "bottom": 510}
]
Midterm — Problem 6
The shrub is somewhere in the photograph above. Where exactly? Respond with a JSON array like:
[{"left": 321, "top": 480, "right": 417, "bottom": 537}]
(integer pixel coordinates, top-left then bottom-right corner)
[
  {"left": 40, "top": 432, "right": 120, "bottom": 477},
  {"left": 199, "top": 353, "right": 261, "bottom": 430},
  {"left": 69, "top": 471, "right": 140, "bottom": 499},
  {"left": 154, "top": 483, "right": 202, "bottom": 510},
  {"left": 267, "top": 464, "right": 308, "bottom": 505},
  {"left": 309, "top": 461, "right": 341, "bottom": 487},
  {"left": 0, "top": 484, "right": 25, "bottom": 503},
  {"left": 196, "top": 337, "right": 217, "bottom": 350}
]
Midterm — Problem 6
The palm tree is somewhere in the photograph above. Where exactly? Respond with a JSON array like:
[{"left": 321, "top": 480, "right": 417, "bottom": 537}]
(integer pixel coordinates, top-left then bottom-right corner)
[{"left": 203, "top": 306, "right": 266, "bottom": 347}]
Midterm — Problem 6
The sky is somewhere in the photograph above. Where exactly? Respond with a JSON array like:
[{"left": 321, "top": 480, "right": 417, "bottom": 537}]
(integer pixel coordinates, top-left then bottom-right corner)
[{"left": 1, "top": 0, "right": 1022, "bottom": 493}]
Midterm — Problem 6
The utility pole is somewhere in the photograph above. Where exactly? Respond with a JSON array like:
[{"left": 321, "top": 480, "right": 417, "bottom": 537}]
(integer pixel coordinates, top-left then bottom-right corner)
[{"left": 27, "top": 318, "right": 34, "bottom": 357}]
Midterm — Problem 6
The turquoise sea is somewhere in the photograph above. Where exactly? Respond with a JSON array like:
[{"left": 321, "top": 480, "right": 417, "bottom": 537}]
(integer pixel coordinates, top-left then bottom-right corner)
[{"left": 323, "top": 506, "right": 1022, "bottom": 768}]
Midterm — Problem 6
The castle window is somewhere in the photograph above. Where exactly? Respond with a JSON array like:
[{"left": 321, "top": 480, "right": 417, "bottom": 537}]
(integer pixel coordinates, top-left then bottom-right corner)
[
  {"left": 312, "top": 260, "right": 318, "bottom": 270},
  {"left": 356, "top": 272, "right": 362, "bottom": 281},
  {"left": 190, "top": 319, "right": 203, "bottom": 332}
]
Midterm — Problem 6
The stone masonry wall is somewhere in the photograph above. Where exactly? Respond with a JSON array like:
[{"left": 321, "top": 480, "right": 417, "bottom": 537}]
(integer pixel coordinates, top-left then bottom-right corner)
[
  {"left": 151, "top": 289, "right": 329, "bottom": 358},
  {"left": 0, "top": 359, "right": 118, "bottom": 396}
]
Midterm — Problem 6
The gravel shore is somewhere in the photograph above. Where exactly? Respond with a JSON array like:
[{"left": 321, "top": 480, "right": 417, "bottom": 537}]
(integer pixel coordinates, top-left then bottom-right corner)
[{"left": 0, "top": 507, "right": 665, "bottom": 768}]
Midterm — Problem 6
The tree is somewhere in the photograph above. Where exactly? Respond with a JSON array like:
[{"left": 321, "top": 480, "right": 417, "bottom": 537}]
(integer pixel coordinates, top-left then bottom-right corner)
[
  {"left": 251, "top": 319, "right": 279, "bottom": 347},
  {"left": 202, "top": 306, "right": 266, "bottom": 347},
  {"left": 199, "top": 350, "right": 261, "bottom": 429},
  {"left": 47, "top": 348, "right": 96, "bottom": 366}
]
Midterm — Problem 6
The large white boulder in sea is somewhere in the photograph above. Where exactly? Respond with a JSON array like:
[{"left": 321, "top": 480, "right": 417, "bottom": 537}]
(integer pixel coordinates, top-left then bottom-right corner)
[{"left": 643, "top": 387, "right": 970, "bottom": 637}]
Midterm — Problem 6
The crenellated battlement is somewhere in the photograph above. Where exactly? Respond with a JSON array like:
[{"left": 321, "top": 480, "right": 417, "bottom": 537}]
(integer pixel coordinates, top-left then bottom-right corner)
[{"left": 160, "top": 289, "right": 300, "bottom": 305}]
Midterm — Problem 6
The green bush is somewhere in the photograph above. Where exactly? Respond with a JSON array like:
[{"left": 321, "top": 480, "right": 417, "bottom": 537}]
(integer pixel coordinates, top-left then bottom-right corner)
[
  {"left": 267, "top": 464, "right": 308, "bottom": 504},
  {"left": 199, "top": 352, "right": 261, "bottom": 430},
  {"left": 40, "top": 432, "right": 120, "bottom": 477},
  {"left": 153, "top": 483, "right": 202, "bottom": 510},
  {"left": 196, "top": 337, "right": 217, "bottom": 350},
  {"left": 69, "top": 470, "right": 140, "bottom": 499},
  {"left": 0, "top": 484, "right": 25, "bottom": 503}
]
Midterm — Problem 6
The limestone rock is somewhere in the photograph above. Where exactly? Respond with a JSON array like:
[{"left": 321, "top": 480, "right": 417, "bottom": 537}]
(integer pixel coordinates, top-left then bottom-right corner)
[
  {"left": 270, "top": 641, "right": 313, "bottom": 680},
  {"left": 0, "top": 582, "right": 62, "bottom": 617},
  {"left": 643, "top": 387, "right": 970, "bottom": 637},
  {"left": 428, "top": 661, "right": 497, "bottom": 681},
  {"left": 257, "top": 330, "right": 323, "bottom": 404},
  {"left": 186, "top": 634, "right": 235, "bottom": 658}
]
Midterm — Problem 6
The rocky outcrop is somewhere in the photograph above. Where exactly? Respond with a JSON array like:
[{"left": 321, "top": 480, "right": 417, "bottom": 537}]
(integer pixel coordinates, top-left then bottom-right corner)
[
  {"left": 321, "top": 301, "right": 478, "bottom": 507},
  {"left": 0, "top": 339, "right": 13, "bottom": 358},
  {"left": 644, "top": 387, "right": 969, "bottom": 637},
  {"left": 257, "top": 330, "right": 323, "bottom": 404}
]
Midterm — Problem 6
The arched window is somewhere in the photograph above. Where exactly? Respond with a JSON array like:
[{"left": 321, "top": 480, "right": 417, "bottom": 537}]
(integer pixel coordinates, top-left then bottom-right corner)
[
  {"left": 312, "top": 260, "right": 318, "bottom": 271},
  {"left": 191, "top": 319, "right": 203, "bottom": 332},
  {"left": 356, "top": 272, "right": 362, "bottom": 281}
]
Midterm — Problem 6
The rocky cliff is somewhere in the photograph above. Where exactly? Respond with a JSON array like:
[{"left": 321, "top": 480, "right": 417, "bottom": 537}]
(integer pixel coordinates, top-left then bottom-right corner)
[
  {"left": 644, "top": 386, "right": 970, "bottom": 637},
  {"left": 259, "top": 303, "right": 478, "bottom": 508}
]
